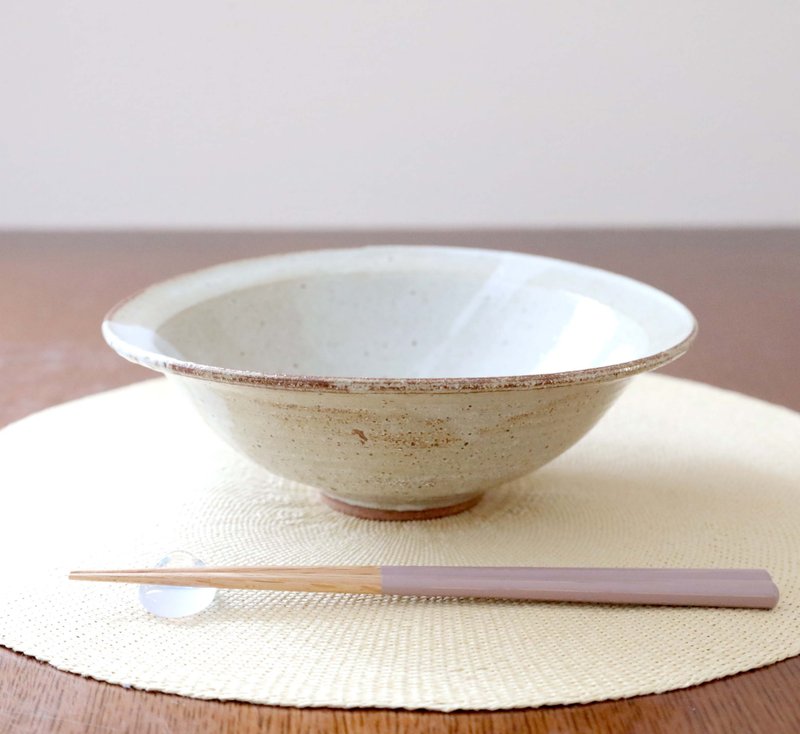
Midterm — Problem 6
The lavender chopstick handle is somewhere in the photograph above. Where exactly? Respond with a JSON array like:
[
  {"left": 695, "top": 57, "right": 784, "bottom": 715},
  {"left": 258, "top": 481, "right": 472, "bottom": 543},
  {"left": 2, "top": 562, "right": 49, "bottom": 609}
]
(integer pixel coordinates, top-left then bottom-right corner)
[{"left": 379, "top": 567, "right": 779, "bottom": 609}]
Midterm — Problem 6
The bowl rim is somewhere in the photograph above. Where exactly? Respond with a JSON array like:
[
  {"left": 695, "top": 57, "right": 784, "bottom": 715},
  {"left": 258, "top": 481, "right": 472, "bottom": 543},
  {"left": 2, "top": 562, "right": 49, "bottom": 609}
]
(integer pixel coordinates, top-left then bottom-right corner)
[{"left": 103, "top": 245, "right": 698, "bottom": 394}]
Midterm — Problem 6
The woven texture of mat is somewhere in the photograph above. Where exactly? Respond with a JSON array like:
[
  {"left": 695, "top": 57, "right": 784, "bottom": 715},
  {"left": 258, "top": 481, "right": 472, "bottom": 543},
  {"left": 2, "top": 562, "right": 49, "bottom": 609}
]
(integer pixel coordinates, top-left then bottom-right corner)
[{"left": 1, "top": 374, "right": 798, "bottom": 711}]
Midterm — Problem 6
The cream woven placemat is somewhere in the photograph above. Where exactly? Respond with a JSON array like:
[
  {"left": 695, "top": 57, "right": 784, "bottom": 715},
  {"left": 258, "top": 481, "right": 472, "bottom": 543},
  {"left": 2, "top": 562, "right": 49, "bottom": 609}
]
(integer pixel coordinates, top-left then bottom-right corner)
[{"left": 1, "top": 374, "right": 798, "bottom": 711}]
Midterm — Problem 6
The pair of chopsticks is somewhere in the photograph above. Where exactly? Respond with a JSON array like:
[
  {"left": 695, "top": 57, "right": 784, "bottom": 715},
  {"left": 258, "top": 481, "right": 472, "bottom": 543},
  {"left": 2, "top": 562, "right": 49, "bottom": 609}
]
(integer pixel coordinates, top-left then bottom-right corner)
[{"left": 69, "top": 565, "right": 779, "bottom": 609}]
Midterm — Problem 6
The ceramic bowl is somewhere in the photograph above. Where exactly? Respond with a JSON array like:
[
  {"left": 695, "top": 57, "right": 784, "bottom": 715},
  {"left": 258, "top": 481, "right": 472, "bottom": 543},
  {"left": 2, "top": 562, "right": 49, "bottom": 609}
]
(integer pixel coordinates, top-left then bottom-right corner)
[{"left": 104, "top": 246, "right": 696, "bottom": 520}]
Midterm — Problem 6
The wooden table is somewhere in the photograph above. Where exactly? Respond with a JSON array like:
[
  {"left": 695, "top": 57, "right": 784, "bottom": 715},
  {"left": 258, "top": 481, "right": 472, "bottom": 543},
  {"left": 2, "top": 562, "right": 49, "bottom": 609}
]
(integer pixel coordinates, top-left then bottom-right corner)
[{"left": 1, "top": 230, "right": 798, "bottom": 733}]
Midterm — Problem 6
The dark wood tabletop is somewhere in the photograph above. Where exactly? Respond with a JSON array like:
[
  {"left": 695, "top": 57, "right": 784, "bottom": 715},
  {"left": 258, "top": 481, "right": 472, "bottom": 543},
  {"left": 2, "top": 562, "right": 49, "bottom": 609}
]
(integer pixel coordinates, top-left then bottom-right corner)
[{"left": 1, "top": 229, "right": 798, "bottom": 733}]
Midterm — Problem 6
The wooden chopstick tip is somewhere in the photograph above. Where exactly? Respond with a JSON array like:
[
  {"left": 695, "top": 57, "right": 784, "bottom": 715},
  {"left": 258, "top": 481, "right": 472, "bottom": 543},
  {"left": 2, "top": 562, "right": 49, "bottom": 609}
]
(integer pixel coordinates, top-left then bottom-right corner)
[{"left": 69, "top": 572, "right": 99, "bottom": 581}]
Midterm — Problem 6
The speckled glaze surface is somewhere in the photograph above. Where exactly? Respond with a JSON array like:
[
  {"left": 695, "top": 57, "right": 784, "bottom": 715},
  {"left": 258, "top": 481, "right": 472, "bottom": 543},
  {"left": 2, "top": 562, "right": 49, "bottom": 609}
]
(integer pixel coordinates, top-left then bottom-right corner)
[
  {"left": 170, "top": 374, "right": 629, "bottom": 514},
  {"left": 104, "top": 246, "right": 696, "bottom": 518}
]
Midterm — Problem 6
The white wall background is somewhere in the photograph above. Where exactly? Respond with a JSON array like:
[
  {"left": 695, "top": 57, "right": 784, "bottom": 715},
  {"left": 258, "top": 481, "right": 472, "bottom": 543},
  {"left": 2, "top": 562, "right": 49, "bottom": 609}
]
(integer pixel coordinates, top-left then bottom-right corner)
[{"left": 2, "top": 2, "right": 798, "bottom": 229}]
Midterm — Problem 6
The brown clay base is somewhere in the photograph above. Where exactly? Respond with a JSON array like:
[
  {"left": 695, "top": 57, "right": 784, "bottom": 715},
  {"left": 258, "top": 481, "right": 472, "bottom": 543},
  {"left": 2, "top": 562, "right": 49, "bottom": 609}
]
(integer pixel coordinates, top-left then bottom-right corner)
[{"left": 320, "top": 493, "right": 483, "bottom": 521}]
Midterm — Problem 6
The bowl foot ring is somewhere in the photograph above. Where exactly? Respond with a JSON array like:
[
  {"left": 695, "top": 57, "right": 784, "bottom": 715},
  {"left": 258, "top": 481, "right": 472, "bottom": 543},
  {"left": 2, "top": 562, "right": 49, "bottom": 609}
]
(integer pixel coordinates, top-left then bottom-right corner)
[{"left": 320, "top": 493, "right": 483, "bottom": 521}]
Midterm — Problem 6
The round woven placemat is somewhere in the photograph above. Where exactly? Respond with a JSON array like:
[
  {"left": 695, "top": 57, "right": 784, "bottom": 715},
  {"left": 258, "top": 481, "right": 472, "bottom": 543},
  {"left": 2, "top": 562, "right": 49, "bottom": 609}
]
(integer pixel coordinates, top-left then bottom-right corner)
[{"left": 1, "top": 375, "right": 798, "bottom": 711}]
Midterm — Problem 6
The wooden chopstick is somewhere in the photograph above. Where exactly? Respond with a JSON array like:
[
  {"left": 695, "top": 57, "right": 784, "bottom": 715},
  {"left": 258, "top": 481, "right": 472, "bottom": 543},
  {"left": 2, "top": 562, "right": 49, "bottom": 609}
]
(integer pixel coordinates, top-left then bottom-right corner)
[{"left": 68, "top": 566, "right": 780, "bottom": 609}]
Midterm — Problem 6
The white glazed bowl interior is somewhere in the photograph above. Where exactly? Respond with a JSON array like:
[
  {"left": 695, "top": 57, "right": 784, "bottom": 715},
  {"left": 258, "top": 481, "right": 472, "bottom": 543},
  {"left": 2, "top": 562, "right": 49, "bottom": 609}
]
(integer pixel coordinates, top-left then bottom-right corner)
[{"left": 105, "top": 246, "right": 696, "bottom": 384}]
